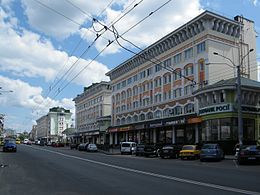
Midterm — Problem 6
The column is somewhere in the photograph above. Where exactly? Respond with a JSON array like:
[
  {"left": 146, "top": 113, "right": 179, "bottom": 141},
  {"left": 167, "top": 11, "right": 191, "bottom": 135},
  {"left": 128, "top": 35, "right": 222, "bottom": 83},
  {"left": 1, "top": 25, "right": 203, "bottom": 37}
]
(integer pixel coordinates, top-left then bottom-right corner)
[
  {"left": 126, "top": 132, "right": 128, "bottom": 142},
  {"left": 153, "top": 129, "right": 156, "bottom": 143},
  {"left": 195, "top": 124, "right": 199, "bottom": 144},
  {"left": 138, "top": 130, "right": 141, "bottom": 144},
  {"left": 115, "top": 133, "right": 118, "bottom": 145},
  {"left": 109, "top": 133, "right": 113, "bottom": 145},
  {"left": 172, "top": 126, "right": 176, "bottom": 144}
]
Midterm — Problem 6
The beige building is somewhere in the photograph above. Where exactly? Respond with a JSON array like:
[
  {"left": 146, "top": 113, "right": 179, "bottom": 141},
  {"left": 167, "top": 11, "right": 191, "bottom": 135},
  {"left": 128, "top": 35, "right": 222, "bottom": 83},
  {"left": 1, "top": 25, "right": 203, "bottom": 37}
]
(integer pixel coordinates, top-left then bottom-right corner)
[
  {"left": 106, "top": 11, "right": 257, "bottom": 145},
  {"left": 73, "top": 81, "right": 112, "bottom": 144}
]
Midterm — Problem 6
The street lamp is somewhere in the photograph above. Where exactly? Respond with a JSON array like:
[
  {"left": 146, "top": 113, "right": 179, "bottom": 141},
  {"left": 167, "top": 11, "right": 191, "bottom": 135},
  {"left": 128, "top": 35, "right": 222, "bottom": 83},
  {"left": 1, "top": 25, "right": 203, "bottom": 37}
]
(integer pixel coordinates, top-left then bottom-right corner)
[{"left": 213, "top": 49, "right": 254, "bottom": 147}]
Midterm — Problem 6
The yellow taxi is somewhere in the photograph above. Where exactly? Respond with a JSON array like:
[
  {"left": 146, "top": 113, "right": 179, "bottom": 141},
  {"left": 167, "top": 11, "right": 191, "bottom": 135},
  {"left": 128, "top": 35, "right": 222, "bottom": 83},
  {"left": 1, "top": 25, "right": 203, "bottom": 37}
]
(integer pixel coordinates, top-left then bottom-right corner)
[
  {"left": 179, "top": 145, "right": 201, "bottom": 160},
  {"left": 16, "top": 138, "right": 21, "bottom": 144}
]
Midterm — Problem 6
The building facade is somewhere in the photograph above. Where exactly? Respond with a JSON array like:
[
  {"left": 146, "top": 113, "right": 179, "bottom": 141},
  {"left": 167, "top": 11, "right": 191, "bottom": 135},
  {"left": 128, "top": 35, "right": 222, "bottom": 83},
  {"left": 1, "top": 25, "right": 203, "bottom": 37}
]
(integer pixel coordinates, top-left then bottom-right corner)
[
  {"left": 73, "top": 81, "right": 112, "bottom": 144},
  {"left": 105, "top": 11, "right": 257, "bottom": 146},
  {"left": 35, "top": 107, "right": 72, "bottom": 142},
  {"left": 194, "top": 77, "right": 260, "bottom": 153}
]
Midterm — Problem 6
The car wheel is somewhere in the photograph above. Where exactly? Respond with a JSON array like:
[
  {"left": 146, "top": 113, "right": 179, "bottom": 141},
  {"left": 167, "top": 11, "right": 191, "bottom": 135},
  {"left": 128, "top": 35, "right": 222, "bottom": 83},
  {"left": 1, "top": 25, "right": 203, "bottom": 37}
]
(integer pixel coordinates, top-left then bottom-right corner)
[{"left": 200, "top": 158, "right": 204, "bottom": 162}]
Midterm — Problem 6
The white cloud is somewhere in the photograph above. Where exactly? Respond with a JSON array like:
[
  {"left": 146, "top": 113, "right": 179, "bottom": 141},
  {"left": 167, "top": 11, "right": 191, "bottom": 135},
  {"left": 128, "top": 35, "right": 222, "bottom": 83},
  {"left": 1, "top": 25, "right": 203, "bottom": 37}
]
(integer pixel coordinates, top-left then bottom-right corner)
[
  {"left": 79, "top": 0, "right": 203, "bottom": 55},
  {"left": 0, "top": 6, "right": 110, "bottom": 86},
  {"left": 0, "top": 75, "right": 75, "bottom": 129}
]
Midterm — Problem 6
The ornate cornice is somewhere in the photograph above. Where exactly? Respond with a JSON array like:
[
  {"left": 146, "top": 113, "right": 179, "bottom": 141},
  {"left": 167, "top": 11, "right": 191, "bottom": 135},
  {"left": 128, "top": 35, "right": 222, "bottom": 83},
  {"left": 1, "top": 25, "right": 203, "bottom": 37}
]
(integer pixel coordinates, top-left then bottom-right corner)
[{"left": 106, "top": 11, "right": 242, "bottom": 81}]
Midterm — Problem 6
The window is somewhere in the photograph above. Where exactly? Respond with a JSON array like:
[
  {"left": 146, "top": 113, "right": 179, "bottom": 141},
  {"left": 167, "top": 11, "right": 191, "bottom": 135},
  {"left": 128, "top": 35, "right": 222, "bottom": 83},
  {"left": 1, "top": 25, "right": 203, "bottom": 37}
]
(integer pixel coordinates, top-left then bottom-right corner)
[
  {"left": 147, "top": 112, "right": 153, "bottom": 120},
  {"left": 140, "top": 114, "right": 145, "bottom": 121},
  {"left": 155, "top": 94, "right": 162, "bottom": 103},
  {"left": 174, "top": 106, "right": 182, "bottom": 115},
  {"left": 173, "top": 53, "right": 182, "bottom": 64},
  {"left": 127, "top": 116, "right": 132, "bottom": 124},
  {"left": 184, "top": 85, "right": 193, "bottom": 95},
  {"left": 163, "top": 58, "right": 172, "bottom": 68},
  {"left": 140, "top": 70, "right": 146, "bottom": 79},
  {"left": 197, "top": 42, "right": 206, "bottom": 54},
  {"left": 220, "top": 92, "right": 225, "bottom": 103},
  {"left": 133, "top": 86, "right": 138, "bottom": 96},
  {"left": 173, "top": 70, "right": 181, "bottom": 81},
  {"left": 163, "top": 108, "right": 170, "bottom": 117},
  {"left": 127, "top": 77, "right": 132, "bottom": 84},
  {"left": 121, "top": 105, "right": 126, "bottom": 112},
  {"left": 155, "top": 64, "right": 162, "bottom": 72},
  {"left": 133, "top": 74, "right": 138, "bottom": 82},
  {"left": 184, "top": 65, "right": 194, "bottom": 76},
  {"left": 121, "top": 91, "right": 126, "bottom": 100},
  {"left": 184, "top": 104, "right": 194, "bottom": 114},
  {"left": 127, "top": 90, "right": 132, "bottom": 98},
  {"left": 116, "top": 83, "right": 120, "bottom": 90},
  {"left": 122, "top": 80, "right": 126, "bottom": 87},
  {"left": 147, "top": 68, "right": 153, "bottom": 76},
  {"left": 154, "top": 110, "right": 162, "bottom": 118},
  {"left": 173, "top": 88, "right": 182, "bottom": 98},
  {"left": 184, "top": 48, "right": 193, "bottom": 59}
]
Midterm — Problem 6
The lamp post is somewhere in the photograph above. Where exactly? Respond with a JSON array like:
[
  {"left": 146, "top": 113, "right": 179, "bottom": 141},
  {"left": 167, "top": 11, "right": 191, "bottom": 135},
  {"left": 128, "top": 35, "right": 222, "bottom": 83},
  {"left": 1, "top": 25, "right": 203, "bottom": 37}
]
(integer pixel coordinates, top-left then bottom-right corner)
[{"left": 213, "top": 49, "right": 254, "bottom": 147}]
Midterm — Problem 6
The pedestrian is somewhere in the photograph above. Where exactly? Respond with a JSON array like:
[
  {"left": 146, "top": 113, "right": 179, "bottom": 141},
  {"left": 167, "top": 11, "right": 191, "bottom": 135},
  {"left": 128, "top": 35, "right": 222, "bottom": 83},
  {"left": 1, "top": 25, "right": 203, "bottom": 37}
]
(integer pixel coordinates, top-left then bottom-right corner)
[{"left": 234, "top": 143, "right": 240, "bottom": 158}]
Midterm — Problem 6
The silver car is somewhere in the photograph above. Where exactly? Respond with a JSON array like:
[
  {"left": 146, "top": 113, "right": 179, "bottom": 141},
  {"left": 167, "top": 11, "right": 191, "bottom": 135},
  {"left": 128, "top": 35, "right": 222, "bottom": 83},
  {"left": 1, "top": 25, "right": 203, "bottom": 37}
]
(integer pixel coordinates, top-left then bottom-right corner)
[
  {"left": 200, "top": 143, "right": 224, "bottom": 161},
  {"left": 86, "top": 144, "right": 98, "bottom": 152}
]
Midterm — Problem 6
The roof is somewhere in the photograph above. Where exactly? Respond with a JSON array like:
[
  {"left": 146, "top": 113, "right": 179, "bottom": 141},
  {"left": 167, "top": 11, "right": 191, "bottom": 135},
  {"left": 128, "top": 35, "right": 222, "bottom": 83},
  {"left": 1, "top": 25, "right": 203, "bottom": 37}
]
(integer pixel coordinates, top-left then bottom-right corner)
[{"left": 193, "top": 77, "right": 260, "bottom": 94}]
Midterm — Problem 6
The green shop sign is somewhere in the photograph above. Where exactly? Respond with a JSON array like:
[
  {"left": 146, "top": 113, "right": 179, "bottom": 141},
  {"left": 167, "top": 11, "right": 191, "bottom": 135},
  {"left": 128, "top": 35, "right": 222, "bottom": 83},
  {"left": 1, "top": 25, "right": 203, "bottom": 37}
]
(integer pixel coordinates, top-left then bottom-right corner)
[{"left": 199, "top": 104, "right": 233, "bottom": 116}]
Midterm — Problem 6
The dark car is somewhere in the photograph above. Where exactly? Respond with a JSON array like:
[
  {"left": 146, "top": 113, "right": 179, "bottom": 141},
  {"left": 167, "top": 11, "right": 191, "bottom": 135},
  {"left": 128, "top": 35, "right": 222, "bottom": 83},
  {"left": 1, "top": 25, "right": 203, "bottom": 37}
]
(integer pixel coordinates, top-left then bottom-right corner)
[
  {"left": 158, "top": 145, "right": 182, "bottom": 159},
  {"left": 78, "top": 143, "right": 89, "bottom": 151},
  {"left": 135, "top": 144, "right": 145, "bottom": 156},
  {"left": 52, "top": 142, "right": 65, "bottom": 147},
  {"left": 144, "top": 144, "right": 159, "bottom": 157},
  {"left": 237, "top": 145, "right": 260, "bottom": 165},
  {"left": 3, "top": 139, "right": 17, "bottom": 152},
  {"left": 39, "top": 140, "right": 45, "bottom": 146},
  {"left": 200, "top": 143, "right": 224, "bottom": 162},
  {"left": 70, "top": 143, "right": 79, "bottom": 150}
]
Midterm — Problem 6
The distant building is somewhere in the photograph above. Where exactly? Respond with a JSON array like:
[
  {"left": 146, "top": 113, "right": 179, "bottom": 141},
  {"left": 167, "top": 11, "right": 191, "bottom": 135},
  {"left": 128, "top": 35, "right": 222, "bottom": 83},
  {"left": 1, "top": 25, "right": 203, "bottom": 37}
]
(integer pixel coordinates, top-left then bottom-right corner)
[
  {"left": 73, "top": 81, "right": 112, "bottom": 144},
  {"left": 30, "top": 125, "right": 37, "bottom": 141},
  {"left": 35, "top": 107, "right": 72, "bottom": 142}
]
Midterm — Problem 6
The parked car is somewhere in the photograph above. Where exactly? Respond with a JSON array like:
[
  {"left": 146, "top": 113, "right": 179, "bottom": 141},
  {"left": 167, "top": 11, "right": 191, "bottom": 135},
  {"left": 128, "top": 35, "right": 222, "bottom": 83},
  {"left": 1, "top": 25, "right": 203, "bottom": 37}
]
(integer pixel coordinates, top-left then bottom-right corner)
[
  {"left": 26, "top": 140, "right": 32, "bottom": 145},
  {"left": 47, "top": 141, "right": 52, "bottom": 146},
  {"left": 120, "top": 142, "right": 136, "bottom": 155},
  {"left": 52, "top": 142, "right": 64, "bottom": 147},
  {"left": 86, "top": 144, "right": 98, "bottom": 152},
  {"left": 70, "top": 143, "right": 79, "bottom": 150},
  {"left": 35, "top": 140, "right": 40, "bottom": 145},
  {"left": 78, "top": 143, "right": 89, "bottom": 151},
  {"left": 200, "top": 143, "right": 224, "bottom": 161},
  {"left": 39, "top": 140, "right": 45, "bottom": 146},
  {"left": 15, "top": 138, "right": 21, "bottom": 144},
  {"left": 237, "top": 145, "right": 260, "bottom": 165},
  {"left": 135, "top": 144, "right": 145, "bottom": 156},
  {"left": 23, "top": 138, "right": 29, "bottom": 144},
  {"left": 179, "top": 145, "right": 201, "bottom": 160},
  {"left": 3, "top": 139, "right": 17, "bottom": 152},
  {"left": 158, "top": 145, "right": 182, "bottom": 159},
  {"left": 144, "top": 144, "right": 159, "bottom": 157}
]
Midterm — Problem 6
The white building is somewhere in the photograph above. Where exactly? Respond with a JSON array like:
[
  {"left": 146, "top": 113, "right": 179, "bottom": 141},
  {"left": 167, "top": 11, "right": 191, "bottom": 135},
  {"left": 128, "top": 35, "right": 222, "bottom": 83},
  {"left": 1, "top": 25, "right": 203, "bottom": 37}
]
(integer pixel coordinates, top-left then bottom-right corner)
[
  {"left": 105, "top": 11, "right": 257, "bottom": 145},
  {"left": 73, "top": 81, "right": 112, "bottom": 144},
  {"left": 35, "top": 107, "right": 72, "bottom": 142}
]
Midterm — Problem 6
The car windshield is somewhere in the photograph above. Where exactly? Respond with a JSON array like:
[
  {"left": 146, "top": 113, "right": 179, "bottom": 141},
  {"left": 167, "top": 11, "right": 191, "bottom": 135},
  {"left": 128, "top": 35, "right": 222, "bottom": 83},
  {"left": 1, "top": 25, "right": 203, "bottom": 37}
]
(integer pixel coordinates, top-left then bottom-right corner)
[
  {"left": 122, "top": 143, "right": 130, "bottom": 147},
  {"left": 182, "top": 146, "right": 195, "bottom": 150},
  {"left": 6, "top": 140, "right": 16, "bottom": 144},
  {"left": 202, "top": 144, "right": 217, "bottom": 149}
]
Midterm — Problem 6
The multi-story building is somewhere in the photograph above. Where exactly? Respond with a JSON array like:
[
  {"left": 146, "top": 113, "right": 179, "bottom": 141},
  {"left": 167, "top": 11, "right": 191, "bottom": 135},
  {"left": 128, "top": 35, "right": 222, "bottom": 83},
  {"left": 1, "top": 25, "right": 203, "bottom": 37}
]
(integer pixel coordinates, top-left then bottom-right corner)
[
  {"left": 194, "top": 77, "right": 260, "bottom": 153},
  {"left": 105, "top": 11, "right": 257, "bottom": 146},
  {"left": 73, "top": 81, "right": 112, "bottom": 144},
  {"left": 30, "top": 125, "right": 37, "bottom": 141},
  {"left": 35, "top": 107, "right": 72, "bottom": 142}
]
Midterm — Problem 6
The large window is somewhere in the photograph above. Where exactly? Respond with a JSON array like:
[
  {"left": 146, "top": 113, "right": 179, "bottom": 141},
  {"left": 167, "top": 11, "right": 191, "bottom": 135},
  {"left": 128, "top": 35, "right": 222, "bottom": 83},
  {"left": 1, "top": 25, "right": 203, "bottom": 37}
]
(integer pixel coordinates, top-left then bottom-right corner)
[
  {"left": 197, "top": 42, "right": 206, "bottom": 54},
  {"left": 155, "top": 64, "right": 162, "bottom": 72},
  {"left": 173, "top": 53, "right": 182, "bottom": 64},
  {"left": 184, "top": 48, "right": 193, "bottom": 59}
]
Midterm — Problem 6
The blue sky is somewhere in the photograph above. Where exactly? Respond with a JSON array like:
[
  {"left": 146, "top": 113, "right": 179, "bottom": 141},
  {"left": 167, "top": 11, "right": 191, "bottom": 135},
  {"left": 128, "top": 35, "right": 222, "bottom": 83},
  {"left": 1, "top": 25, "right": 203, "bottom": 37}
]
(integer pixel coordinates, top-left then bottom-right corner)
[{"left": 0, "top": 0, "right": 259, "bottom": 133}]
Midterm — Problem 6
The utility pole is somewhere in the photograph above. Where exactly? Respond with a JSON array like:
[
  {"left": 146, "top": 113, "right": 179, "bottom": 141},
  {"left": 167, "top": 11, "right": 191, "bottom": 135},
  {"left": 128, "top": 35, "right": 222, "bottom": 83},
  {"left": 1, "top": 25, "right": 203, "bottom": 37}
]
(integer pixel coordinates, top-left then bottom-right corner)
[{"left": 213, "top": 48, "right": 254, "bottom": 147}]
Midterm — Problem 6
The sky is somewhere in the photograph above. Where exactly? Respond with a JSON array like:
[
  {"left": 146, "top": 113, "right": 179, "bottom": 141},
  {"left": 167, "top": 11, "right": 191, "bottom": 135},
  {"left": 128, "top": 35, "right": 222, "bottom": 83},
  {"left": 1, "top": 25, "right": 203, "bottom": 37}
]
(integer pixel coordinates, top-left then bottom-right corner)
[{"left": 0, "top": 0, "right": 259, "bottom": 133}]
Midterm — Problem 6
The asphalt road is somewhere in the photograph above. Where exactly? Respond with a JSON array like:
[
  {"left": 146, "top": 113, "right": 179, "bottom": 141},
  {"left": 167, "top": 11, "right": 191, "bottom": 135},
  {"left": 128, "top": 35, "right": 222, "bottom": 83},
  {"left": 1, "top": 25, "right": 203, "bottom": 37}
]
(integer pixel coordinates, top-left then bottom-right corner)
[{"left": 0, "top": 145, "right": 260, "bottom": 195}]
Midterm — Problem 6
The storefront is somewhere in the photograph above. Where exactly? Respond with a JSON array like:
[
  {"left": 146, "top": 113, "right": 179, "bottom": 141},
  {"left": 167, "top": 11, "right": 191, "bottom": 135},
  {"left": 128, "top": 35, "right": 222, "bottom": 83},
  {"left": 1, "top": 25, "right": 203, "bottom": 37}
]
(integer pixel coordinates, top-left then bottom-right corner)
[{"left": 194, "top": 78, "right": 260, "bottom": 154}]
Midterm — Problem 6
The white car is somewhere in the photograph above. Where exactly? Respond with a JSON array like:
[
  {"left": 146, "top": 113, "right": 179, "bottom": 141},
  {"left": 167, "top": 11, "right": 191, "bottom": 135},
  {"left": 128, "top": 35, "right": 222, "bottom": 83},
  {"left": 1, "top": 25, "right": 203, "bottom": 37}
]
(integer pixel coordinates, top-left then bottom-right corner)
[
  {"left": 86, "top": 144, "right": 98, "bottom": 152},
  {"left": 120, "top": 142, "right": 136, "bottom": 155},
  {"left": 23, "top": 139, "right": 29, "bottom": 144}
]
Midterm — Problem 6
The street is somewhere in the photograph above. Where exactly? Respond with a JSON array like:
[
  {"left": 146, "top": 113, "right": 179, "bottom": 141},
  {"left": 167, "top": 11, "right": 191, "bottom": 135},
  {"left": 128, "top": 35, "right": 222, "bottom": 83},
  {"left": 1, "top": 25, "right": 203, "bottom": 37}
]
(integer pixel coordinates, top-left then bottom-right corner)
[{"left": 1, "top": 145, "right": 260, "bottom": 195}]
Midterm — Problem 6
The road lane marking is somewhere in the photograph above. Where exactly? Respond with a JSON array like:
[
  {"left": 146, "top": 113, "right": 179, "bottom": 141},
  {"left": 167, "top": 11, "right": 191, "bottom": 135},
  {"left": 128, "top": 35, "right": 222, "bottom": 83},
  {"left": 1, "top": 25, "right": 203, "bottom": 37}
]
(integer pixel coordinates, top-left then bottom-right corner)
[{"left": 28, "top": 146, "right": 260, "bottom": 195}]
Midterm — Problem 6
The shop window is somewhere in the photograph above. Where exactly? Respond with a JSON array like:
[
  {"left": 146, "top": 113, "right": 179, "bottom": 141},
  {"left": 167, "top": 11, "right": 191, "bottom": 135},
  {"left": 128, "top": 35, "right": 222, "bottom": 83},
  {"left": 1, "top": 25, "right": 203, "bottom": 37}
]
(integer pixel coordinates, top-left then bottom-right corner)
[
  {"left": 243, "top": 119, "right": 255, "bottom": 141},
  {"left": 220, "top": 118, "right": 231, "bottom": 140}
]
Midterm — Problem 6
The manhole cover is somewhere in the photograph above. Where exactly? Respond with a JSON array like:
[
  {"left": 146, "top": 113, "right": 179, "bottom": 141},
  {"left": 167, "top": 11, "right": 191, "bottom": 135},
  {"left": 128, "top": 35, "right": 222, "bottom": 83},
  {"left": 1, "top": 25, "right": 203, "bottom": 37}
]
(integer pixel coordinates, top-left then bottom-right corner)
[{"left": 0, "top": 164, "right": 8, "bottom": 168}]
